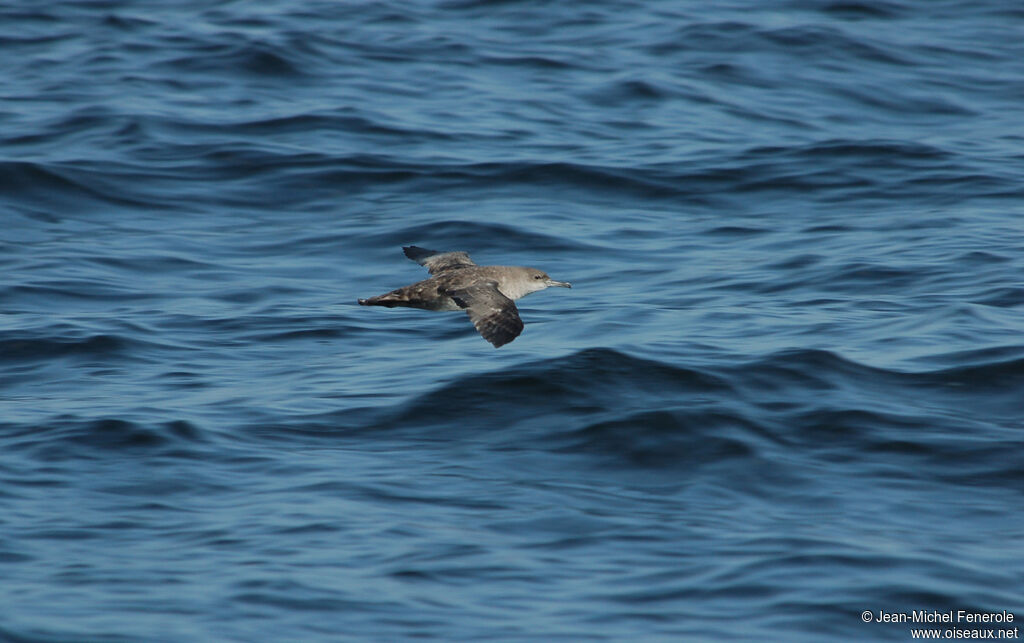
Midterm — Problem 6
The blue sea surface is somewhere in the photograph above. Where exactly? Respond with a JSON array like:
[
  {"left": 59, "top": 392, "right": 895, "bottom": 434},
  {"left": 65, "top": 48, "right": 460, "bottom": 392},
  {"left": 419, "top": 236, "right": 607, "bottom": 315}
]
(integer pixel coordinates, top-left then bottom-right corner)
[{"left": 2, "top": 0, "right": 1023, "bottom": 640}]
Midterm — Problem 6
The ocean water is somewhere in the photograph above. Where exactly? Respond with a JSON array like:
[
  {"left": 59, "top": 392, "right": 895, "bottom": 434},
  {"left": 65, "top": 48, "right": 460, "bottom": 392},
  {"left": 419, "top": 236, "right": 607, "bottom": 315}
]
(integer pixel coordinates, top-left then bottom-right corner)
[{"left": 2, "top": 0, "right": 1023, "bottom": 640}]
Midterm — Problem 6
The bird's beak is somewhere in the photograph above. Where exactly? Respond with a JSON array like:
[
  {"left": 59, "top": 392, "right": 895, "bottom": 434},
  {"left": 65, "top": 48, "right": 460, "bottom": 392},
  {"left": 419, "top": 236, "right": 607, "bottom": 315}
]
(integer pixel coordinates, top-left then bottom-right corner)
[{"left": 547, "top": 279, "right": 572, "bottom": 288}]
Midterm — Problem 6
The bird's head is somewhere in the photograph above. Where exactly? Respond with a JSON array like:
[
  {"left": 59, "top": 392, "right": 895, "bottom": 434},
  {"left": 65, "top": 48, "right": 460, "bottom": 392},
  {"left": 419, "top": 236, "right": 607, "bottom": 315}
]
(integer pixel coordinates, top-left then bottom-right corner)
[
  {"left": 497, "top": 266, "right": 572, "bottom": 300},
  {"left": 524, "top": 269, "right": 572, "bottom": 295}
]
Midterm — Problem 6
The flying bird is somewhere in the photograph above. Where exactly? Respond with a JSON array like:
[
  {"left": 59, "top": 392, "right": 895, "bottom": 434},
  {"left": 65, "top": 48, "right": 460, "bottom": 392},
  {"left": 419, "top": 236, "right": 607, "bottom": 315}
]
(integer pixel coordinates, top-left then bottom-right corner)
[{"left": 358, "top": 246, "right": 572, "bottom": 347}]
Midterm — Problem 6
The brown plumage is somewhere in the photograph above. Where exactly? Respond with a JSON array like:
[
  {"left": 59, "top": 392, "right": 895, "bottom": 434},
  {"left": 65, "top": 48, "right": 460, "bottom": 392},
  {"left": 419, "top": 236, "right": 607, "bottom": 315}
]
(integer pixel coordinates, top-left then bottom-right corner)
[{"left": 358, "top": 246, "right": 571, "bottom": 347}]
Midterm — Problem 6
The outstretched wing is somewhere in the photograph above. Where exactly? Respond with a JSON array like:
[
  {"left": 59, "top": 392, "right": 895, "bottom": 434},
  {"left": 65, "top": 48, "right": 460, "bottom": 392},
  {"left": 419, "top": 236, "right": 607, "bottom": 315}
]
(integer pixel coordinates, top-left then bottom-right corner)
[
  {"left": 445, "top": 281, "right": 524, "bottom": 348},
  {"left": 403, "top": 246, "right": 476, "bottom": 275}
]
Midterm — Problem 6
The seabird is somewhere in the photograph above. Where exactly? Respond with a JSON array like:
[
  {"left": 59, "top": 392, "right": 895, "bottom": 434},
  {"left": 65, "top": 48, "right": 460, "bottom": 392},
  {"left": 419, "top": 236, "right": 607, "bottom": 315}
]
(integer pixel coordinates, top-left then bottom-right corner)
[{"left": 358, "top": 246, "right": 572, "bottom": 347}]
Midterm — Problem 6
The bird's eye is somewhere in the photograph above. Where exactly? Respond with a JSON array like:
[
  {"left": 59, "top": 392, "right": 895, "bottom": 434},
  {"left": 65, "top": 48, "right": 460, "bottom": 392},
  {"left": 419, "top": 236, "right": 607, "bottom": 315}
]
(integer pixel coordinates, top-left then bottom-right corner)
[{"left": 534, "top": 274, "right": 542, "bottom": 279}]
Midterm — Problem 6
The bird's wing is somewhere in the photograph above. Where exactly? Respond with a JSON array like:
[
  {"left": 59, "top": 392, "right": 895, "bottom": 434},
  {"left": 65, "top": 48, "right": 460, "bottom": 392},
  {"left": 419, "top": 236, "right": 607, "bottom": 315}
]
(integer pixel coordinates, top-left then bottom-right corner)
[
  {"left": 444, "top": 281, "right": 524, "bottom": 348},
  {"left": 403, "top": 246, "right": 476, "bottom": 275}
]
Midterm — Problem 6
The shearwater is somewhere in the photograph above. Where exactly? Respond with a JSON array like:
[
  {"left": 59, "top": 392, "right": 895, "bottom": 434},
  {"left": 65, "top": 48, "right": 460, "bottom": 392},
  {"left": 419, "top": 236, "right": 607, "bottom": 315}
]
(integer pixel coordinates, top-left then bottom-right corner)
[{"left": 358, "top": 246, "right": 572, "bottom": 348}]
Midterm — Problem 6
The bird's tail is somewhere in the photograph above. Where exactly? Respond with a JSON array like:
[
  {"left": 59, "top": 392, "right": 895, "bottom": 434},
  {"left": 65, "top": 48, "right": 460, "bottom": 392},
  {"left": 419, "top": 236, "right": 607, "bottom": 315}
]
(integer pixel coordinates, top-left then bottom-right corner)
[{"left": 357, "top": 291, "right": 408, "bottom": 307}]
